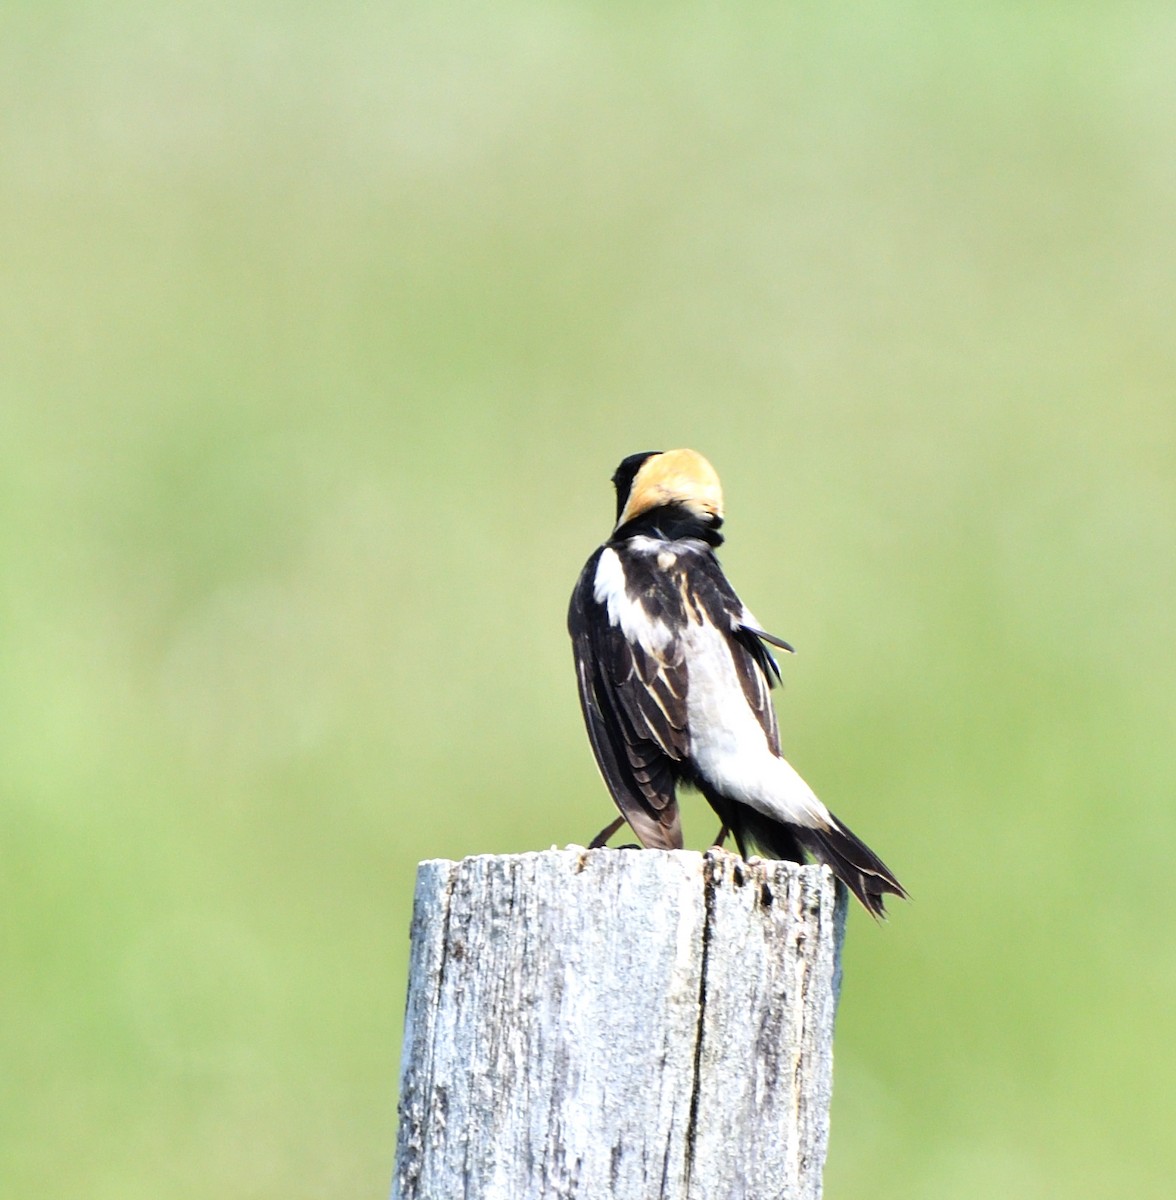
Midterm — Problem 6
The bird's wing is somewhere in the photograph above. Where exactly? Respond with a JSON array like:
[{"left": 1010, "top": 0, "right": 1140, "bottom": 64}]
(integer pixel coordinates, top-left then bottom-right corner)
[
  {"left": 568, "top": 549, "right": 687, "bottom": 850},
  {"left": 688, "top": 556, "right": 789, "bottom": 758}
]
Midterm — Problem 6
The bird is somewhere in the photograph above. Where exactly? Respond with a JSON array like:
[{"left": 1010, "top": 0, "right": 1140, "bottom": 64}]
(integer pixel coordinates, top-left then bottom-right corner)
[{"left": 567, "top": 448, "right": 906, "bottom": 917}]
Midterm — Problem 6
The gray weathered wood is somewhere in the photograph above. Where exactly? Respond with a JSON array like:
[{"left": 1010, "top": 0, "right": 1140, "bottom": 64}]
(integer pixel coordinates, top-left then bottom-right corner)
[{"left": 392, "top": 848, "right": 847, "bottom": 1200}]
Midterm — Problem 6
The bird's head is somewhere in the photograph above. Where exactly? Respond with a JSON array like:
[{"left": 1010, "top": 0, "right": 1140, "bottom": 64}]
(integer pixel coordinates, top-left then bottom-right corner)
[{"left": 610, "top": 449, "right": 725, "bottom": 544}]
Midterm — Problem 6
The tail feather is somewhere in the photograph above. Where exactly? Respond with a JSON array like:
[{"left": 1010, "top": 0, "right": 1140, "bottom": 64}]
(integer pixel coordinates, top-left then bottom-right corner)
[
  {"left": 698, "top": 784, "right": 906, "bottom": 918},
  {"left": 794, "top": 817, "right": 906, "bottom": 918}
]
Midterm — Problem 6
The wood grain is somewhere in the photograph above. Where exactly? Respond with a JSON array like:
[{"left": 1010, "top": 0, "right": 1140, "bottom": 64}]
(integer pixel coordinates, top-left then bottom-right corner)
[{"left": 392, "top": 848, "right": 846, "bottom": 1200}]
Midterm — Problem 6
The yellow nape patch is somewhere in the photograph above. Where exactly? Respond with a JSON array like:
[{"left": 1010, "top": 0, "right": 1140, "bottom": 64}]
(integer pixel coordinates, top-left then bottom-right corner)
[{"left": 617, "top": 448, "right": 724, "bottom": 528}]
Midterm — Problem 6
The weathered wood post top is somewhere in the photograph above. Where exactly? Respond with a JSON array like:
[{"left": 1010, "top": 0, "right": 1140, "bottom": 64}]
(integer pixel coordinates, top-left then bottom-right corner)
[{"left": 392, "top": 847, "right": 848, "bottom": 1200}]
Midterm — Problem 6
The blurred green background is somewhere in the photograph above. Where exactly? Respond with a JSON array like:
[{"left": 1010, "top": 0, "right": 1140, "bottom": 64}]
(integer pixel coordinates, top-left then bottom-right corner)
[{"left": 3, "top": 2, "right": 1174, "bottom": 1197}]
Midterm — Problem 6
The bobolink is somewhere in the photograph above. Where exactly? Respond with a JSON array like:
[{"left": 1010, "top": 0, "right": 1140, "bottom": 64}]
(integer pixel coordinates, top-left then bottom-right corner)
[{"left": 568, "top": 448, "right": 905, "bottom": 916}]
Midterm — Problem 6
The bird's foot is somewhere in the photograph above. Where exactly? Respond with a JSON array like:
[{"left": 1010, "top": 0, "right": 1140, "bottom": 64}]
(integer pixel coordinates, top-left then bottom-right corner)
[{"left": 588, "top": 816, "right": 625, "bottom": 849}]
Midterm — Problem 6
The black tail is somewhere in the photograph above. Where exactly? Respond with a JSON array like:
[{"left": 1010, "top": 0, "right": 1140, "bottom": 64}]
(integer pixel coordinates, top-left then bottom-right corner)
[
  {"left": 711, "top": 798, "right": 904, "bottom": 918},
  {"left": 793, "top": 817, "right": 906, "bottom": 918},
  {"left": 698, "top": 783, "right": 906, "bottom": 917}
]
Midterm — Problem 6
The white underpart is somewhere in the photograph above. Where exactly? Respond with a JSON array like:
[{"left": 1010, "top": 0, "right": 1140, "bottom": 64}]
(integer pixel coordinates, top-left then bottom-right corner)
[
  {"left": 593, "top": 547, "right": 672, "bottom": 655},
  {"left": 682, "top": 618, "right": 830, "bottom": 829}
]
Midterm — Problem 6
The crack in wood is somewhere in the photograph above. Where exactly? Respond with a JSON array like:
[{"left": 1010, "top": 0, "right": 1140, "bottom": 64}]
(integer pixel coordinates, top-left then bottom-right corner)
[{"left": 683, "top": 852, "right": 718, "bottom": 1191}]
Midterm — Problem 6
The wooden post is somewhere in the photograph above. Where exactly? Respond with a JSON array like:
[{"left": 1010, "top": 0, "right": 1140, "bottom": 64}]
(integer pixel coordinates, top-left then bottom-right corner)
[{"left": 391, "top": 847, "right": 848, "bottom": 1200}]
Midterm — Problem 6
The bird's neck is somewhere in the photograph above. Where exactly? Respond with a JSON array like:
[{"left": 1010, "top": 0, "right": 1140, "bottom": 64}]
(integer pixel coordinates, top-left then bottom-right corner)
[{"left": 611, "top": 503, "right": 724, "bottom": 548}]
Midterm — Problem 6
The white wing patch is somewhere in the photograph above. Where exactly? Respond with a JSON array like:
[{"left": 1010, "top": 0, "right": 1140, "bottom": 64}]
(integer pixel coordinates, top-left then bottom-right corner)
[
  {"left": 593, "top": 547, "right": 673, "bottom": 655},
  {"left": 682, "top": 617, "right": 830, "bottom": 830}
]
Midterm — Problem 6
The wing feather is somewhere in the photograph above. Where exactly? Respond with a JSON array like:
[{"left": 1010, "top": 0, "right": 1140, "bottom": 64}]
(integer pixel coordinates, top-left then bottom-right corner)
[
  {"left": 683, "top": 554, "right": 787, "bottom": 759},
  {"left": 568, "top": 550, "right": 686, "bottom": 848},
  {"left": 569, "top": 543, "right": 793, "bottom": 843}
]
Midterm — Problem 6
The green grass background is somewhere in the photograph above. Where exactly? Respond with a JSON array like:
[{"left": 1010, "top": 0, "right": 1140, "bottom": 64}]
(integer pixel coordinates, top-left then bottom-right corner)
[{"left": 3, "top": 3, "right": 1174, "bottom": 1196}]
